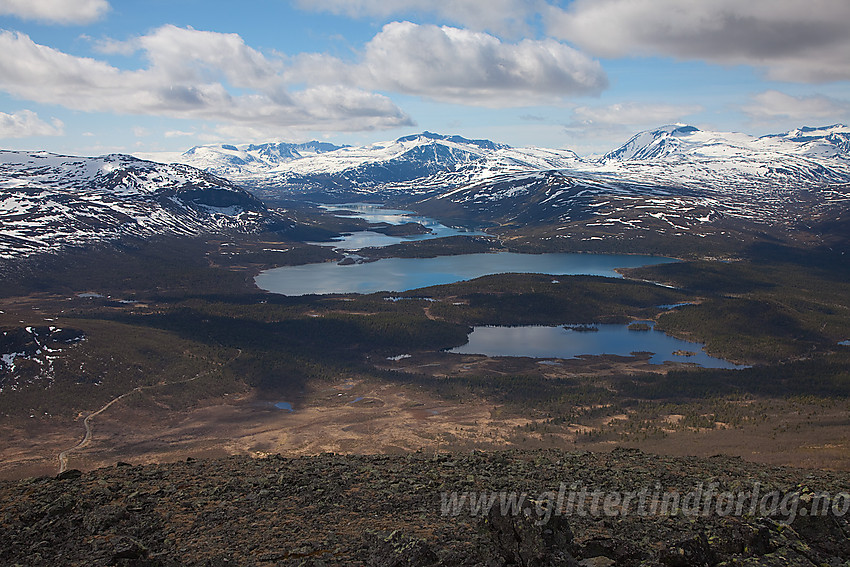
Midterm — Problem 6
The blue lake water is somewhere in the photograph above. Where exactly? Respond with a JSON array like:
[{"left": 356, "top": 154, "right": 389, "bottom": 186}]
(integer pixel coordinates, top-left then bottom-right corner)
[
  {"left": 449, "top": 323, "right": 745, "bottom": 369},
  {"left": 309, "top": 202, "right": 487, "bottom": 250},
  {"left": 257, "top": 203, "right": 676, "bottom": 295},
  {"left": 255, "top": 252, "right": 677, "bottom": 296},
  {"left": 254, "top": 204, "right": 744, "bottom": 367}
]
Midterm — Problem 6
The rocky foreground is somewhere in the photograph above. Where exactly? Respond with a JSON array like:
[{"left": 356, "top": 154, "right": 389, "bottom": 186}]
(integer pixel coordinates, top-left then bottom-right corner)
[{"left": 1, "top": 448, "right": 849, "bottom": 566}]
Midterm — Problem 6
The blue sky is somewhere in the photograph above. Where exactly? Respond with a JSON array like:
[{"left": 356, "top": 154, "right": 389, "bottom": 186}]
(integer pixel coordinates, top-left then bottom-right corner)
[{"left": 0, "top": 0, "right": 848, "bottom": 156}]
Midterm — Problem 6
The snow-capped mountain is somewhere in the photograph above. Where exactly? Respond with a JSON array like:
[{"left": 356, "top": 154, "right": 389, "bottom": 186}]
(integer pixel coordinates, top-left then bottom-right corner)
[
  {"left": 166, "top": 125, "right": 850, "bottom": 202},
  {"left": 0, "top": 151, "right": 285, "bottom": 260},
  {"left": 156, "top": 132, "right": 583, "bottom": 199},
  {"left": 414, "top": 125, "right": 850, "bottom": 231},
  {"left": 159, "top": 141, "right": 347, "bottom": 179},
  {"left": 146, "top": 124, "right": 850, "bottom": 247},
  {"left": 597, "top": 123, "right": 850, "bottom": 186},
  {"left": 14, "top": 124, "right": 845, "bottom": 260},
  {"left": 604, "top": 123, "right": 850, "bottom": 163}
]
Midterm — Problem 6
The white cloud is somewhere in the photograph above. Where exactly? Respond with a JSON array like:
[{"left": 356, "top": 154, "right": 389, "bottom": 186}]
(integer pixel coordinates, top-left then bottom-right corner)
[
  {"left": 571, "top": 102, "right": 703, "bottom": 126},
  {"left": 133, "top": 25, "right": 281, "bottom": 91},
  {"left": 742, "top": 91, "right": 850, "bottom": 121},
  {"left": 0, "top": 27, "right": 412, "bottom": 135},
  {"left": 364, "top": 23, "right": 607, "bottom": 104},
  {"left": 0, "top": 109, "right": 63, "bottom": 138},
  {"left": 289, "top": 22, "right": 608, "bottom": 107},
  {"left": 0, "top": 0, "right": 109, "bottom": 25},
  {"left": 547, "top": 0, "right": 850, "bottom": 83},
  {"left": 294, "top": 0, "right": 538, "bottom": 36},
  {"left": 0, "top": 21, "right": 608, "bottom": 138}
]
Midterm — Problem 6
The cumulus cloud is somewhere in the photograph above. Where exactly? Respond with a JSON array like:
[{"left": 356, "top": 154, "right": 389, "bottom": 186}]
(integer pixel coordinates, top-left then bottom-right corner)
[
  {"left": 0, "top": 21, "right": 607, "bottom": 137},
  {"left": 132, "top": 25, "right": 281, "bottom": 91},
  {"left": 288, "top": 22, "right": 608, "bottom": 107},
  {"left": 0, "top": 27, "right": 412, "bottom": 134},
  {"left": 742, "top": 91, "right": 850, "bottom": 121},
  {"left": 0, "top": 109, "right": 63, "bottom": 138},
  {"left": 571, "top": 102, "right": 703, "bottom": 126},
  {"left": 547, "top": 0, "right": 850, "bottom": 83},
  {"left": 294, "top": 0, "right": 538, "bottom": 36},
  {"left": 0, "top": 0, "right": 109, "bottom": 25},
  {"left": 364, "top": 22, "right": 607, "bottom": 104}
]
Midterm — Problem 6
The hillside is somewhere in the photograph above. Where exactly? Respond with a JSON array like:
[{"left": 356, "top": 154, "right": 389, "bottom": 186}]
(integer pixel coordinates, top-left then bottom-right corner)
[
  {"left": 0, "top": 151, "right": 292, "bottom": 260},
  {"left": 413, "top": 125, "right": 850, "bottom": 251},
  {"left": 152, "top": 125, "right": 850, "bottom": 254}
]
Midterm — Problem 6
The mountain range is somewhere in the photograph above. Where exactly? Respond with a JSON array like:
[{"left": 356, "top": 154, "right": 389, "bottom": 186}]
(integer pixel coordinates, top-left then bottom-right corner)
[
  {"left": 410, "top": 125, "right": 850, "bottom": 239},
  {"left": 162, "top": 125, "right": 850, "bottom": 249},
  {"left": 163, "top": 124, "right": 850, "bottom": 195},
  {"left": 2, "top": 124, "right": 849, "bottom": 261},
  {"left": 0, "top": 151, "right": 289, "bottom": 260}
]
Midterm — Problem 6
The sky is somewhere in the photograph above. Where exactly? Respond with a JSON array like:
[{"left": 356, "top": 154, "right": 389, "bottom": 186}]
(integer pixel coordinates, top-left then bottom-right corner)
[{"left": 0, "top": 0, "right": 849, "bottom": 157}]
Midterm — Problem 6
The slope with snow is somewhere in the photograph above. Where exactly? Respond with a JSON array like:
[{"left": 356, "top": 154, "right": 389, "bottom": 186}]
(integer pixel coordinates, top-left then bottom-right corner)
[
  {"left": 0, "top": 151, "right": 284, "bottom": 260},
  {"left": 155, "top": 132, "right": 583, "bottom": 200},
  {"left": 145, "top": 141, "right": 347, "bottom": 180},
  {"left": 0, "top": 326, "right": 85, "bottom": 393},
  {"left": 168, "top": 125, "right": 850, "bottom": 206},
  {"left": 34, "top": 123, "right": 850, "bottom": 256},
  {"left": 413, "top": 125, "right": 850, "bottom": 238}
]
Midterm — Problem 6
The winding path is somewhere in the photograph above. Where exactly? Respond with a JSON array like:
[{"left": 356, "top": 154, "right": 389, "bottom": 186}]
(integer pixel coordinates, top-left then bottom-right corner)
[
  {"left": 57, "top": 349, "right": 241, "bottom": 474},
  {"left": 57, "top": 387, "right": 143, "bottom": 473}
]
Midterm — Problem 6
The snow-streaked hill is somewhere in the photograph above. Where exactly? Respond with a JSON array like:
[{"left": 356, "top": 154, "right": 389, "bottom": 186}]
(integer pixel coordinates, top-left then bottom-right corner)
[
  {"left": 14, "top": 124, "right": 848, "bottom": 260},
  {"left": 595, "top": 123, "right": 850, "bottom": 187},
  {"left": 0, "top": 151, "right": 286, "bottom": 260},
  {"left": 142, "top": 124, "right": 850, "bottom": 247},
  {"left": 411, "top": 125, "right": 850, "bottom": 235},
  {"left": 139, "top": 141, "right": 346, "bottom": 180},
  {"left": 163, "top": 125, "right": 850, "bottom": 202},
  {"left": 154, "top": 132, "right": 583, "bottom": 198}
]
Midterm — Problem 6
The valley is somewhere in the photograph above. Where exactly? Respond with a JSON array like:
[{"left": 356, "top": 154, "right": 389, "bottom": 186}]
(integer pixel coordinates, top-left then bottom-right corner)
[
  {"left": 5, "top": 3, "right": 850, "bottom": 564},
  {"left": 2, "top": 124, "right": 850, "bottom": 482},
  {"left": 1, "top": 224, "right": 849, "bottom": 479}
]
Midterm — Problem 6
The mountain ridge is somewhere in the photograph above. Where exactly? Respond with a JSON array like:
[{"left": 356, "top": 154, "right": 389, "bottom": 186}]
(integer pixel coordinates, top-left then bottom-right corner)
[
  {"left": 4, "top": 123, "right": 849, "bottom": 261},
  {"left": 154, "top": 124, "right": 850, "bottom": 201},
  {"left": 0, "top": 150, "right": 290, "bottom": 260}
]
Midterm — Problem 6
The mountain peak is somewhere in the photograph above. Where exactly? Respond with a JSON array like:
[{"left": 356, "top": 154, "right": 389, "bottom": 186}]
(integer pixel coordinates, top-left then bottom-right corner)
[
  {"left": 602, "top": 125, "right": 702, "bottom": 161},
  {"left": 775, "top": 124, "right": 850, "bottom": 142},
  {"left": 655, "top": 124, "right": 700, "bottom": 136},
  {"left": 394, "top": 132, "right": 509, "bottom": 151},
  {"left": 0, "top": 149, "right": 272, "bottom": 260}
]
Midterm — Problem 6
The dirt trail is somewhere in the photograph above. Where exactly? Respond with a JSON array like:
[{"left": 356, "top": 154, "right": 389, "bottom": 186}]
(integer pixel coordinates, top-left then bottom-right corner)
[
  {"left": 57, "top": 349, "right": 241, "bottom": 473},
  {"left": 58, "top": 387, "right": 143, "bottom": 473}
]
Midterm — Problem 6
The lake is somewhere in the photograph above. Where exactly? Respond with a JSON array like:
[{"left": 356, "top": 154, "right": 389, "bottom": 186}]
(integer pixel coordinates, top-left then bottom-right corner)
[
  {"left": 449, "top": 323, "right": 745, "bottom": 369},
  {"left": 255, "top": 251, "right": 677, "bottom": 296},
  {"left": 309, "top": 202, "right": 487, "bottom": 250},
  {"left": 257, "top": 202, "right": 677, "bottom": 295}
]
